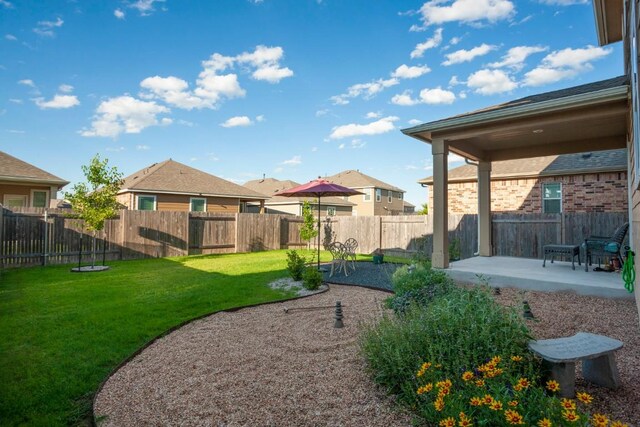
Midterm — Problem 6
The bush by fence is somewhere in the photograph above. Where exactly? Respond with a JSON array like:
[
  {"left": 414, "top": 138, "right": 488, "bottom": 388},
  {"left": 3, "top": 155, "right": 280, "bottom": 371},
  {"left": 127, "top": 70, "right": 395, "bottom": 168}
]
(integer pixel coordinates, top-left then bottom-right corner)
[{"left": 0, "top": 207, "right": 628, "bottom": 268}]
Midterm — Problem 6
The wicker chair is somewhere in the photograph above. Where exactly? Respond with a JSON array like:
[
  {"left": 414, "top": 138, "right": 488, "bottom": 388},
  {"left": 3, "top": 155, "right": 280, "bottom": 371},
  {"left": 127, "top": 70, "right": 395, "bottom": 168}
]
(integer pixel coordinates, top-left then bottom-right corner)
[{"left": 582, "top": 222, "right": 629, "bottom": 272}]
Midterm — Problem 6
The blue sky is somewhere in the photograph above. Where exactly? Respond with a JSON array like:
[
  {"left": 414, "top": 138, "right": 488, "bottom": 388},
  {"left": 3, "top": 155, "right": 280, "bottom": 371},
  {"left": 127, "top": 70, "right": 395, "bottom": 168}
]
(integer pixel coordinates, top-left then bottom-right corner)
[{"left": 0, "top": 0, "right": 623, "bottom": 207}]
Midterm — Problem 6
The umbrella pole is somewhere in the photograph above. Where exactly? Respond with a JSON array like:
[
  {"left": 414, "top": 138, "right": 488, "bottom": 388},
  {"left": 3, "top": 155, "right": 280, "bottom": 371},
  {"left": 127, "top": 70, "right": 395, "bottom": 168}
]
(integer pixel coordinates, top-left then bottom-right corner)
[{"left": 317, "top": 197, "right": 321, "bottom": 270}]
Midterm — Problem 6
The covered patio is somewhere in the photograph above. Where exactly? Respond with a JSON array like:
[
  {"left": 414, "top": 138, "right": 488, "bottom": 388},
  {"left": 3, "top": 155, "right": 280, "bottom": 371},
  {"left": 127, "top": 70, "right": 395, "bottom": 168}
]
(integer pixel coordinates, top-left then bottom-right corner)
[{"left": 403, "top": 76, "right": 629, "bottom": 274}]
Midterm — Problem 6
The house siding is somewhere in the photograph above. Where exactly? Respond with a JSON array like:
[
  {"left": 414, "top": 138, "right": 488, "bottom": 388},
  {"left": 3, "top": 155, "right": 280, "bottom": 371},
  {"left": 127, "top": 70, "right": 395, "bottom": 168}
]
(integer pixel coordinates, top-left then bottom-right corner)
[
  {"left": 427, "top": 172, "right": 628, "bottom": 214},
  {"left": 117, "top": 192, "right": 240, "bottom": 212},
  {"left": 0, "top": 182, "right": 57, "bottom": 207},
  {"left": 346, "top": 188, "right": 405, "bottom": 216}
]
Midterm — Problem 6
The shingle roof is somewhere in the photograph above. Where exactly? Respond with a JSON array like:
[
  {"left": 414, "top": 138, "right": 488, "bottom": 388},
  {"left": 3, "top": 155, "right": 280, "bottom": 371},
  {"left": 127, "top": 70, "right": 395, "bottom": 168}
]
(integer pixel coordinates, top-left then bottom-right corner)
[
  {"left": 243, "top": 177, "right": 354, "bottom": 206},
  {"left": 418, "top": 149, "right": 627, "bottom": 184},
  {"left": 404, "top": 76, "right": 628, "bottom": 133},
  {"left": 120, "top": 159, "right": 268, "bottom": 199},
  {"left": 325, "top": 170, "right": 404, "bottom": 193},
  {"left": 0, "top": 150, "right": 68, "bottom": 186}
]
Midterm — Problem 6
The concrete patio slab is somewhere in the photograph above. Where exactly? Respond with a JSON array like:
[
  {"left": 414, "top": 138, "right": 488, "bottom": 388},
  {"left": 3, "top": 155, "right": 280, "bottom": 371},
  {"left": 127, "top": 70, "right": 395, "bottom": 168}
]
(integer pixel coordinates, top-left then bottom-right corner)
[{"left": 447, "top": 256, "right": 634, "bottom": 299}]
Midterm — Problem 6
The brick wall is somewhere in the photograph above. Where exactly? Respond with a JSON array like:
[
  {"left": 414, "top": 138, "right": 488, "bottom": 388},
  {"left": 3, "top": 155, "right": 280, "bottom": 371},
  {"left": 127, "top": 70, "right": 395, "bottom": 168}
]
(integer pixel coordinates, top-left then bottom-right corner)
[{"left": 428, "top": 172, "right": 628, "bottom": 214}]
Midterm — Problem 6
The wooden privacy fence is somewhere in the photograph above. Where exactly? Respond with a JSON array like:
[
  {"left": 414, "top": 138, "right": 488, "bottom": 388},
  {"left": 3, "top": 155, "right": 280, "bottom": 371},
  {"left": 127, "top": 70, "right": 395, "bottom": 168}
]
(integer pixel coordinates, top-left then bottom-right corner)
[{"left": 0, "top": 207, "right": 629, "bottom": 268}]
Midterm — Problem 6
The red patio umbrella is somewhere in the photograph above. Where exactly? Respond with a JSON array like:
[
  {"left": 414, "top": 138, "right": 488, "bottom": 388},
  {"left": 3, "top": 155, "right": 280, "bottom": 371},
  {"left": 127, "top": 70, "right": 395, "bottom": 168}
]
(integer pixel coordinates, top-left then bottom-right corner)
[{"left": 278, "top": 178, "right": 363, "bottom": 270}]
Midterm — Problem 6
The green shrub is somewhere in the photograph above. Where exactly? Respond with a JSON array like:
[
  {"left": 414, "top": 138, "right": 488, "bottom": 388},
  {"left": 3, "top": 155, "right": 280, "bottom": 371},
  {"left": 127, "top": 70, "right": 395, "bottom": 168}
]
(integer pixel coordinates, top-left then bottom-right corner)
[
  {"left": 286, "top": 250, "right": 307, "bottom": 281},
  {"left": 361, "top": 286, "right": 533, "bottom": 400},
  {"left": 302, "top": 266, "right": 323, "bottom": 290},
  {"left": 387, "top": 264, "right": 454, "bottom": 313}
]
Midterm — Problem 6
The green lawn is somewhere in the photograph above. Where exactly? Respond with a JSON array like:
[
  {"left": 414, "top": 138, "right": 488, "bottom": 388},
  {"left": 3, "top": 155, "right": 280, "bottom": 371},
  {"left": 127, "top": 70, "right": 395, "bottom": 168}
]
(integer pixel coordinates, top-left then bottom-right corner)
[{"left": 0, "top": 250, "right": 317, "bottom": 426}]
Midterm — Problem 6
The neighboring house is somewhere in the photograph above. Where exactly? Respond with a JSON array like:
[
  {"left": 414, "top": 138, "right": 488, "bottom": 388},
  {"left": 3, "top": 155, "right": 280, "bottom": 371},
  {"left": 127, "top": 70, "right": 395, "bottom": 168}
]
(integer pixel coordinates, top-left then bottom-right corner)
[
  {"left": 116, "top": 159, "right": 268, "bottom": 212},
  {"left": 0, "top": 150, "right": 69, "bottom": 208},
  {"left": 403, "top": 200, "right": 416, "bottom": 214},
  {"left": 243, "top": 177, "right": 354, "bottom": 216},
  {"left": 419, "top": 149, "right": 627, "bottom": 214},
  {"left": 325, "top": 170, "right": 405, "bottom": 216}
]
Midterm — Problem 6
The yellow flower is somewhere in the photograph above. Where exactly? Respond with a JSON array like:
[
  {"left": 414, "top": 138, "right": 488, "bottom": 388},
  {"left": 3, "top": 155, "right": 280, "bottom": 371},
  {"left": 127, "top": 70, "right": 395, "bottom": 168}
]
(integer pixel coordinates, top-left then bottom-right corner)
[
  {"left": 474, "top": 379, "right": 485, "bottom": 387},
  {"left": 516, "top": 377, "right": 530, "bottom": 389},
  {"left": 489, "top": 400, "right": 504, "bottom": 411},
  {"left": 434, "top": 397, "right": 445, "bottom": 412},
  {"left": 576, "top": 392, "right": 593, "bottom": 404},
  {"left": 416, "top": 362, "right": 432, "bottom": 377},
  {"left": 591, "top": 413, "right": 609, "bottom": 427},
  {"left": 560, "top": 398, "right": 577, "bottom": 410},
  {"left": 462, "top": 371, "right": 475, "bottom": 381},
  {"left": 562, "top": 410, "right": 580, "bottom": 423},
  {"left": 504, "top": 409, "right": 525, "bottom": 425},
  {"left": 545, "top": 380, "right": 561, "bottom": 392},
  {"left": 610, "top": 422, "right": 629, "bottom": 427},
  {"left": 537, "top": 418, "right": 552, "bottom": 427},
  {"left": 508, "top": 400, "right": 518, "bottom": 407},
  {"left": 438, "top": 387, "right": 450, "bottom": 398},
  {"left": 482, "top": 394, "right": 495, "bottom": 405},
  {"left": 458, "top": 413, "right": 473, "bottom": 427},
  {"left": 511, "top": 355, "right": 523, "bottom": 362},
  {"left": 439, "top": 417, "right": 456, "bottom": 427},
  {"left": 469, "top": 397, "right": 482, "bottom": 406},
  {"left": 491, "top": 355, "right": 502, "bottom": 364}
]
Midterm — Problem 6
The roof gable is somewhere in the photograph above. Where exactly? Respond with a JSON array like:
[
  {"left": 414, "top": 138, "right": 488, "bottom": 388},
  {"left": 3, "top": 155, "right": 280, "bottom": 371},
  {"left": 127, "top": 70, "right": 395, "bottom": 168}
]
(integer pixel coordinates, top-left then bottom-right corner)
[
  {"left": 325, "top": 170, "right": 404, "bottom": 193},
  {"left": 0, "top": 150, "right": 68, "bottom": 186},
  {"left": 243, "top": 177, "right": 354, "bottom": 206},
  {"left": 120, "top": 159, "right": 268, "bottom": 199}
]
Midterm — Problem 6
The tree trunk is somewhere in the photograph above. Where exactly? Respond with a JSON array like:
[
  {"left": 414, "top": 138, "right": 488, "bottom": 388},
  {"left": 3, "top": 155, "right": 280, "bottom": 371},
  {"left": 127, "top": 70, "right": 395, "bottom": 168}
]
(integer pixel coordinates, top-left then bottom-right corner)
[{"left": 91, "top": 232, "right": 97, "bottom": 268}]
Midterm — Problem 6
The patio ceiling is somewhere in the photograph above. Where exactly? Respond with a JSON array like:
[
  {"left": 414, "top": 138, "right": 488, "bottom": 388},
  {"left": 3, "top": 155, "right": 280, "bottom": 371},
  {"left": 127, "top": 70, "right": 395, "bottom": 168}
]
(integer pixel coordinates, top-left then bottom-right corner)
[{"left": 403, "top": 77, "right": 629, "bottom": 162}]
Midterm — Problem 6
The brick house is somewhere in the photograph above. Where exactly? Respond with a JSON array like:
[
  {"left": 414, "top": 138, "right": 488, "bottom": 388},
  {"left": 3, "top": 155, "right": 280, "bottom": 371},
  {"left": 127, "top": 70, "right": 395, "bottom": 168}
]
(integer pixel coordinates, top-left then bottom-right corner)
[
  {"left": 418, "top": 149, "right": 627, "bottom": 215},
  {"left": 0, "top": 150, "right": 69, "bottom": 208},
  {"left": 243, "top": 177, "right": 354, "bottom": 216},
  {"left": 324, "top": 170, "right": 405, "bottom": 216},
  {"left": 116, "top": 159, "right": 268, "bottom": 212}
]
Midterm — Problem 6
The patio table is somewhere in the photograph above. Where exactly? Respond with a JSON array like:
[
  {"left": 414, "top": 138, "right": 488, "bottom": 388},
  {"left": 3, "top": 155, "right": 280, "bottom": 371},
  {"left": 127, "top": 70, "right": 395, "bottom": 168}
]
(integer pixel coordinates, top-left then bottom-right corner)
[{"left": 542, "top": 244, "right": 581, "bottom": 271}]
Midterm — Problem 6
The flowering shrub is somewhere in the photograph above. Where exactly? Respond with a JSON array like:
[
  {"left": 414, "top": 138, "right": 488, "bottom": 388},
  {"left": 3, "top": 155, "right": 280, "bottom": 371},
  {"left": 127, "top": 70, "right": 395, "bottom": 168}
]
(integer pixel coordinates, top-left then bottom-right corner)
[{"left": 413, "top": 355, "right": 630, "bottom": 426}]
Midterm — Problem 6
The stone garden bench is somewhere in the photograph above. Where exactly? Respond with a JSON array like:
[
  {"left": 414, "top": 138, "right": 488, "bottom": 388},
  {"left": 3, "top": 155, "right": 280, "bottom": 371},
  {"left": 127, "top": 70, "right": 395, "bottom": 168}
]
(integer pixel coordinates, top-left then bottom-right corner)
[{"left": 528, "top": 332, "right": 623, "bottom": 398}]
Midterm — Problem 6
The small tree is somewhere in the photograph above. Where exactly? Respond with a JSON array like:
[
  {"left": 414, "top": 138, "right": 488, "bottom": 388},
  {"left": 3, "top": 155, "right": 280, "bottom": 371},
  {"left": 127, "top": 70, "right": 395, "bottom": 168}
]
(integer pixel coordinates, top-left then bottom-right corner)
[
  {"left": 300, "top": 200, "right": 318, "bottom": 252},
  {"left": 65, "top": 154, "right": 124, "bottom": 268},
  {"left": 417, "top": 203, "right": 429, "bottom": 215}
]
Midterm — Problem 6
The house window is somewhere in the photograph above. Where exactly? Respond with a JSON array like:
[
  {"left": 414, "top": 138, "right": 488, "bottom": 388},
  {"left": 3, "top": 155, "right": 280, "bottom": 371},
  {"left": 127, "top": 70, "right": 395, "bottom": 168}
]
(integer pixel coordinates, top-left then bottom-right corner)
[
  {"left": 137, "top": 195, "right": 156, "bottom": 211},
  {"left": 327, "top": 206, "right": 336, "bottom": 216},
  {"left": 397, "top": 192, "right": 403, "bottom": 200},
  {"left": 387, "top": 190, "right": 392, "bottom": 203},
  {"left": 375, "top": 189, "right": 381, "bottom": 202},
  {"left": 542, "top": 183, "right": 562, "bottom": 213},
  {"left": 31, "top": 190, "right": 48, "bottom": 208},
  {"left": 190, "top": 197, "right": 206, "bottom": 212},
  {"left": 3, "top": 194, "right": 27, "bottom": 207},
  {"left": 363, "top": 189, "right": 371, "bottom": 201}
]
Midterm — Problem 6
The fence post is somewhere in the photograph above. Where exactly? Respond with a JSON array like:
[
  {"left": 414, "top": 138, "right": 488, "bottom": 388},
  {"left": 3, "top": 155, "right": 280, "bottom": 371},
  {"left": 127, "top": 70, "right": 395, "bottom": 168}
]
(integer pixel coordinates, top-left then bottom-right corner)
[
  {"left": 234, "top": 213, "right": 239, "bottom": 253},
  {"left": 42, "top": 209, "right": 48, "bottom": 266},
  {"left": 0, "top": 207, "right": 3, "bottom": 271},
  {"left": 377, "top": 216, "right": 383, "bottom": 250}
]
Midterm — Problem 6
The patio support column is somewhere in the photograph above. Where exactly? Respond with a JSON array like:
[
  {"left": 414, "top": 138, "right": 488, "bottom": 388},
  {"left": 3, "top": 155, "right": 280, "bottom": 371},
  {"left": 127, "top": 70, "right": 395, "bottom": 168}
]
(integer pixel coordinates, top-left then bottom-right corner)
[
  {"left": 432, "top": 138, "right": 449, "bottom": 269},
  {"left": 478, "top": 160, "right": 493, "bottom": 256}
]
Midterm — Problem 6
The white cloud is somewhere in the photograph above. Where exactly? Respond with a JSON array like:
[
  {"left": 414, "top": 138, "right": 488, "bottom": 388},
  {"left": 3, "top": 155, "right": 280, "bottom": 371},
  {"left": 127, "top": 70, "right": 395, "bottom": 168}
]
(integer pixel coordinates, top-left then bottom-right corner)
[
  {"left": 106, "top": 146, "right": 125, "bottom": 152},
  {"left": 366, "top": 111, "right": 381, "bottom": 119},
  {"left": 522, "top": 45, "right": 612, "bottom": 86},
  {"left": 282, "top": 155, "right": 302, "bottom": 165},
  {"left": 33, "top": 17, "right": 64, "bottom": 37},
  {"left": 459, "top": 91, "right": 468, "bottom": 99},
  {"left": 410, "top": 28, "right": 443, "bottom": 58},
  {"left": 236, "top": 45, "right": 294, "bottom": 83},
  {"left": 467, "top": 69, "right": 517, "bottom": 94},
  {"left": 449, "top": 36, "right": 462, "bottom": 45},
  {"left": 58, "top": 84, "right": 74, "bottom": 93},
  {"left": 418, "top": 0, "right": 515, "bottom": 26},
  {"left": 449, "top": 75, "right": 462, "bottom": 86},
  {"left": 34, "top": 94, "right": 80, "bottom": 109},
  {"left": 5, "top": 34, "right": 17, "bottom": 41},
  {"left": 18, "top": 79, "right": 35, "bottom": 87},
  {"left": 392, "top": 64, "right": 431, "bottom": 79},
  {"left": 351, "top": 139, "right": 366, "bottom": 149},
  {"left": 9, "top": 98, "right": 22, "bottom": 104},
  {"left": 488, "top": 45, "right": 548, "bottom": 69},
  {"left": 442, "top": 43, "right": 496, "bottom": 66},
  {"left": 140, "top": 75, "right": 217, "bottom": 110},
  {"left": 256, "top": 115, "right": 265, "bottom": 122},
  {"left": 408, "top": 119, "right": 422, "bottom": 125},
  {"left": 392, "top": 87, "right": 456, "bottom": 105},
  {"left": 274, "top": 167, "right": 284, "bottom": 173},
  {"left": 136, "top": 144, "right": 150, "bottom": 150},
  {"left": 220, "top": 115, "right": 253, "bottom": 128},
  {"left": 338, "top": 143, "right": 345, "bottom": 150},
  {"left": 311, "top": 146, "right": 318, "bottom": 152},
  {"left": 0, "top": 0, "right": 13, "bottom": 8},
  {"left": 316, "top": 109, "right": 329, "bottom": 117},
  {"left": 329, "top": 116, "right": 398, "bottom": 139},
  {"left": 81, "top": 96, "right": 170, "bottom": 138},
  {"left": 330, "top": 78, "right": 399, "bottom": 105},
  {"left": 419, "top": 87, "right": 456, "bottom": 104},
  {"left": 129, "top": 0, "right": 165, "bottom": 16},
  {"left": 8, "top": 129, "right": 25, "bottom": 134},
  {"left": 114, "top": 9, "right": 125, "bottom": 19}
]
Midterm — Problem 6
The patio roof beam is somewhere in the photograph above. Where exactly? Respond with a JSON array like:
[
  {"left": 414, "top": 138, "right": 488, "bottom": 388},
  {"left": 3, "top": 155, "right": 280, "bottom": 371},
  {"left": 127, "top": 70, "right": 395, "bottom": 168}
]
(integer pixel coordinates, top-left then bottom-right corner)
[{"left": 489, "top": 135, "right": 627, "bottom": 162}]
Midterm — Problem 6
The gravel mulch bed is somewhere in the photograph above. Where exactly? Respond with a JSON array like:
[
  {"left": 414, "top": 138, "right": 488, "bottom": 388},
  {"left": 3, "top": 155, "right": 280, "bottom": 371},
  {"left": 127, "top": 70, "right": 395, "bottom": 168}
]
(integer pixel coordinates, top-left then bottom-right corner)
[
  {"left": 494, "top": 288, "right": 640, "bottom": 426},
  {"left": 94, "top": 285, "right": 412, "bottom": 427}
]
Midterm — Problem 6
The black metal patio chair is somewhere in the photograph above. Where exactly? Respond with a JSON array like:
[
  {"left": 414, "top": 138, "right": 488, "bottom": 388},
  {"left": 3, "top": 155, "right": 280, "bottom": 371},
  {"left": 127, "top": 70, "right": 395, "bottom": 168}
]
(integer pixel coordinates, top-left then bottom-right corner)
[{"left": 582, "top": 222, "right": 629, "bottom": 271}]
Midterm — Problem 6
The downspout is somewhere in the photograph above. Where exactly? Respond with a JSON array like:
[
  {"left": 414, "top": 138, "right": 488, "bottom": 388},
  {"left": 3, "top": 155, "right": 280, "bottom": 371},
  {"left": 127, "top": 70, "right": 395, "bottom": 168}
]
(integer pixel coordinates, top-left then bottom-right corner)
[{"left": 465, "top": 158, "right": 481, "bottom": 256}]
